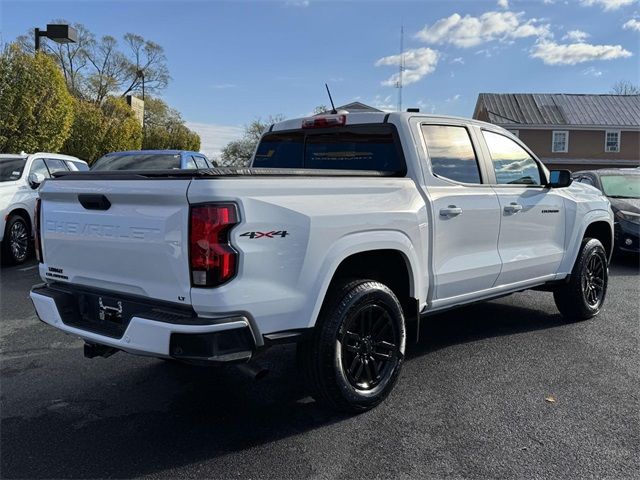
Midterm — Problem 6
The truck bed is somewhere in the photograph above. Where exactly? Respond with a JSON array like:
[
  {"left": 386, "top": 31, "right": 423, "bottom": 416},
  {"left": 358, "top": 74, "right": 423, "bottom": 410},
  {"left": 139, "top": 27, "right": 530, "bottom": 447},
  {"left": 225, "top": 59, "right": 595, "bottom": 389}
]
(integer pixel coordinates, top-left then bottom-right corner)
[{"left": 51, "top": 167, "right": 399, "bottom": 180}]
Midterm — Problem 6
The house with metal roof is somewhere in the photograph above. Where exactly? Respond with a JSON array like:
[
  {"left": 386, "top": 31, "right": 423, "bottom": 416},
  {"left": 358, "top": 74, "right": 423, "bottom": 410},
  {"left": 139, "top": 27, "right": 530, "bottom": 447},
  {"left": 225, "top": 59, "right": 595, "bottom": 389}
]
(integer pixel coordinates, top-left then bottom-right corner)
[{"left": 473, "top": 93, "right": 640, "bottom": 171}]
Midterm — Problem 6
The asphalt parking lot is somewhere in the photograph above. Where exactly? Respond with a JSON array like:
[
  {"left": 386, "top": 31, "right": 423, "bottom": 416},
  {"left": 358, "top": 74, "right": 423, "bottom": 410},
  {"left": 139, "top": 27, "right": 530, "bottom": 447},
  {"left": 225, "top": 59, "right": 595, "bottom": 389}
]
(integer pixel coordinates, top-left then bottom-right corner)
[{"left": 1, "top": 257, "right": 638, "bottom": 479}]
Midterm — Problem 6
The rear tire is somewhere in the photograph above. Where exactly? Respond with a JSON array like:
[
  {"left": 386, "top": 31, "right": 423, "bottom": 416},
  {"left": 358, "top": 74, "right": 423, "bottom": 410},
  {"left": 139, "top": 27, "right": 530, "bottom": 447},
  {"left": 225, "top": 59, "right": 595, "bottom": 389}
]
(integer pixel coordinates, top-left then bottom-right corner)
[
  {"left": 1, "top": 215, "right": 30, "bottom": 266},
  {"left": 298, "top": 279, "right": 406, "bottom": 412},
  {"left": 554, "top": 238, "right": 608, "bottom": 321}
]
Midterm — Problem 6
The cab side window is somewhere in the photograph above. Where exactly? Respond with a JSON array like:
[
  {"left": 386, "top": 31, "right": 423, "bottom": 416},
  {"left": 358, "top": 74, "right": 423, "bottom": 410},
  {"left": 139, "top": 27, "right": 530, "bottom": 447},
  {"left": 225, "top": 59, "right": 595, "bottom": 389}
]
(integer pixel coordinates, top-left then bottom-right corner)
[
  {"left": 30, "top": 159, "right": 51, "bottom": 178},
  {"left": 65, "top": 160, "right": 89, "bottom": 171},
  {"left": 44, "top": 159, "right": 69, "bottom": 175},
  {"left": 422, "top": 125, "right": 482, "bottom": 184},
  {"left": 192, "top": 155, "right": 208, "bottom": 169},
  {"left": 183, "top": 156, "right": 197, "bottom": 169},
  {"left": 482, "top": 131, "right": 542, "bottom": 185},
  {"left": 578, "top": 176, "right": 594, "bottom": 186}
]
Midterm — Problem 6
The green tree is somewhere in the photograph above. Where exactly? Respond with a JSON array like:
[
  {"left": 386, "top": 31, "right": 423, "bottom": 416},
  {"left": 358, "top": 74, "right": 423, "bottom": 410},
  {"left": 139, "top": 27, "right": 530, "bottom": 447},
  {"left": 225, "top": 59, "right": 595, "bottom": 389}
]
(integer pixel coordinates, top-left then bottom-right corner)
[
  {"left": 99, "top": 97, "right": 143, "bottom": 156},
  {"left": 0, "top": 45, "right": 74, "bottom": 153},
  {"left": 219, "top": 115, "right": 284, "bottom": 167},
  {"left": 61, "top": 96, "right": 142, "bottom": 163},
  {"left": 141, "top": 97, "right": 200, "bottom": 151},
  {"left": 61, "top": 98, "right": 104, "bottom": 161}
]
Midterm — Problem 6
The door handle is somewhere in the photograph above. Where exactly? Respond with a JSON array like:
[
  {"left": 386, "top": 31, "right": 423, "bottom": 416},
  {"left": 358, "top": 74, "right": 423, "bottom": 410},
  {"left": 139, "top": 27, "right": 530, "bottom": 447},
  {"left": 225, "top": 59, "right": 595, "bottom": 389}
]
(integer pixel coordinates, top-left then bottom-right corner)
[
  {"left": 504, "top": 203, "right": 523, "bottom": 214},
  {"left": 440, "top": 205, "right": 463, "bottom": 217}
]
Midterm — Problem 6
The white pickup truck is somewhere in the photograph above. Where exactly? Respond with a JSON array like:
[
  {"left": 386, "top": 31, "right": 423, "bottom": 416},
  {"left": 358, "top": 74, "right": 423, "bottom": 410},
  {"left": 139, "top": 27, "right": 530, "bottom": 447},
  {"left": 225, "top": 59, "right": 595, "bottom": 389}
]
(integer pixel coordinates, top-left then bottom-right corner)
[{"left": 30, "top": 112, "right": 613, "bottom": 412}]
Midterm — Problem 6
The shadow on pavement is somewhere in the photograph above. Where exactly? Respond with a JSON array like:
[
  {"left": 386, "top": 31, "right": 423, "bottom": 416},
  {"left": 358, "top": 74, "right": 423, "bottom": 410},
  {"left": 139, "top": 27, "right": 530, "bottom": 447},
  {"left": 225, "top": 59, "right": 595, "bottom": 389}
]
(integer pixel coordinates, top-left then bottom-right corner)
[
  {"left": 1, "top": 292, "right": 586, "bottom": 479},
  {"left": 609, "top": 252, "right": 639, "bottom": 276}
]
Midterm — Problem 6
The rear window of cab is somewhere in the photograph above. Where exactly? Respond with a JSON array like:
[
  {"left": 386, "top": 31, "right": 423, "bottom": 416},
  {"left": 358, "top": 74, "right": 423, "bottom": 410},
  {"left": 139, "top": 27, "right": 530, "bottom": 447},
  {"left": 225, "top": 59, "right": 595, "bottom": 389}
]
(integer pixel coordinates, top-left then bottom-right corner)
[{"left": 253, "top": 125, "right": 405, "bottom": 173}]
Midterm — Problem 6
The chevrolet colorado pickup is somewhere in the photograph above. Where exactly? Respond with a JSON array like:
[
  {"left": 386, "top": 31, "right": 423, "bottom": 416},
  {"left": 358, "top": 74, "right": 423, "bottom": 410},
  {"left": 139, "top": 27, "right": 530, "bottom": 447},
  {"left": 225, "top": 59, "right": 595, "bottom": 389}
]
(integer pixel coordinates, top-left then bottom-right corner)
[{"left": 30, "top": 112, "right": 613, "bottom": 412}]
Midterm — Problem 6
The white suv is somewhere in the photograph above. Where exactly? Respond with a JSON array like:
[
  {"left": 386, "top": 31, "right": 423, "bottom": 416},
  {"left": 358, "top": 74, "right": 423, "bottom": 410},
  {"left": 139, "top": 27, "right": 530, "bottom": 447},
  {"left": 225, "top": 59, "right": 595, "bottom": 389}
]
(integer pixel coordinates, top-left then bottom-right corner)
[{"left": 0, "top": 153, "right": 88, "bottom": 265}]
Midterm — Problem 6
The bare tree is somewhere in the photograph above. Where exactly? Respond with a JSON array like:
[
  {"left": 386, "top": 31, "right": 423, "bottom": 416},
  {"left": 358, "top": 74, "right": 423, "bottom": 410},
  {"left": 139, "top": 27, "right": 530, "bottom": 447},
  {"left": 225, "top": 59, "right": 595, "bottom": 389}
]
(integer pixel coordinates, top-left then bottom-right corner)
[
  {"left": 120, "top": 33, "right": 170, "bottom": 98},
  {"left": 610, "top": 80, "right": 640, "bottom": 95},
  {"left": 84, "top": 36, "right": 130, "bottom": 104},
  {"left": 14, "top": 22, "right": 170, "bottom": 104}
]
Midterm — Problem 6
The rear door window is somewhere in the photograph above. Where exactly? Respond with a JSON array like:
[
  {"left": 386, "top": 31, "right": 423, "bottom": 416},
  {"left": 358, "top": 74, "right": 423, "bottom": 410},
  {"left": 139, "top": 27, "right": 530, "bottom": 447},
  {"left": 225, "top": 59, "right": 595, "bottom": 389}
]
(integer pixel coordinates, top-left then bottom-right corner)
[
  {"left": 422, "top": 125, "right": 482, "bottom": 184},
  {"left": 253, "top": 125, "right": 404, "bottom": 172}
]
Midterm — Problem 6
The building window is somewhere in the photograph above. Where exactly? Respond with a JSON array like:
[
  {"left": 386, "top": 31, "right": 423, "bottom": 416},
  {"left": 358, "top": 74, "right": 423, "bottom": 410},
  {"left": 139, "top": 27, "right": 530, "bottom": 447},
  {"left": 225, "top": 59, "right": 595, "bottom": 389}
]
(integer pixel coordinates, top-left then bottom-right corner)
[
  {"left": 605, "top": 130, "right": 620, "bottom": 153},
  {"left": 552, "top": 130, "right": 569, "bottom": 153}
]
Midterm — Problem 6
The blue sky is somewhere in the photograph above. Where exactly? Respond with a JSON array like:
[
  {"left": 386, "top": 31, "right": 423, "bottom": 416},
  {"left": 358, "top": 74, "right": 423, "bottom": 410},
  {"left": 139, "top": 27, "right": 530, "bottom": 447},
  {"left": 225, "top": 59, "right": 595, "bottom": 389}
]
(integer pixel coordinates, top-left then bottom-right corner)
[{"left": 2, "top": 0, "right": 639, "bottom": 157}]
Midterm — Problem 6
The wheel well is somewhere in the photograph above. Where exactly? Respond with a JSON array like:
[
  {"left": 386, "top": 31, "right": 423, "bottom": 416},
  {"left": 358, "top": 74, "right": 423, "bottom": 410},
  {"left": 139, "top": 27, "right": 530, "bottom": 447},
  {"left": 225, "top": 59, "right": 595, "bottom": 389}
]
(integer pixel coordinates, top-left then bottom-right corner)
[
  {"left": 584, "top": 221, "right": 612, "bottom": 258},
  {"left": 6, "top": 209, "right": 32, "bottom": 236},
  {"left": 329, "top": 249, "right": 417, "bottom": 320}
]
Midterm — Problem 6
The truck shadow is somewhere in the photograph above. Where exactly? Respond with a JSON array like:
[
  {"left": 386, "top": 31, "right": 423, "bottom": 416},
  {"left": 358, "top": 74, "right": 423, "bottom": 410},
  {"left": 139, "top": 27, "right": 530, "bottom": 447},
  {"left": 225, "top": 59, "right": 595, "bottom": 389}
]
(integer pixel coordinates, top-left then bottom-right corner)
[
  {"left": 406, "top": 300, "right": 567, "bottom": 360},
  {"left": 1, "top": 296, "right": 583, "bottom": 479}
]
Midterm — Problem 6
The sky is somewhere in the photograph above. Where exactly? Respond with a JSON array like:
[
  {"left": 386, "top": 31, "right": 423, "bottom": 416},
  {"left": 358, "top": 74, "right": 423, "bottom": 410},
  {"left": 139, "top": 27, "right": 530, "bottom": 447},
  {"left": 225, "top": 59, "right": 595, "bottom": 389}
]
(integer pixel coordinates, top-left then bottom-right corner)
[{"left": 2, "top": 0, "right": 639, "bottom": 158}]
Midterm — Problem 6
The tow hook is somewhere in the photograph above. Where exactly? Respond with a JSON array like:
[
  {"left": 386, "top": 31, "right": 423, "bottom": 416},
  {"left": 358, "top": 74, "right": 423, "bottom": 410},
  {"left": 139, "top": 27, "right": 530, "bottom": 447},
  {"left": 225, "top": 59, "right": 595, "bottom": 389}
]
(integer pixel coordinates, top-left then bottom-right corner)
[
  {"left": 235, "top": 362, "right": 269, "bottom": 381},
  {"left": 84, "top": 342, "right": 119, "bottom": 359}
]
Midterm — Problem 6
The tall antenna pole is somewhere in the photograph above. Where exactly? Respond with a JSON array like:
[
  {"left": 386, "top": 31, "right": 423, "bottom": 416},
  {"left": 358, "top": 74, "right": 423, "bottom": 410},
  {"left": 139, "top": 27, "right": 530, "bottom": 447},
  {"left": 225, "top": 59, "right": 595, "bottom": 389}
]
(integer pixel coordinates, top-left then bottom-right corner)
[{"left": 396, "top": 24, "right": 404, "bottom": 112}]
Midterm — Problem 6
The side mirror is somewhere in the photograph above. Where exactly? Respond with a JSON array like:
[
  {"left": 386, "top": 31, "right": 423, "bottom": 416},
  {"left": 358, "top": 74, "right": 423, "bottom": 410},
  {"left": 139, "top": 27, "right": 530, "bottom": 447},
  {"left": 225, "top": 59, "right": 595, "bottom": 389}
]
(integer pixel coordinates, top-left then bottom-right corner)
[
  {"left": 28, "top": 172, "right": 45, "bottom": 189},
  {"left": 548, "top": 169, "right": 572, "bottom": 188}
]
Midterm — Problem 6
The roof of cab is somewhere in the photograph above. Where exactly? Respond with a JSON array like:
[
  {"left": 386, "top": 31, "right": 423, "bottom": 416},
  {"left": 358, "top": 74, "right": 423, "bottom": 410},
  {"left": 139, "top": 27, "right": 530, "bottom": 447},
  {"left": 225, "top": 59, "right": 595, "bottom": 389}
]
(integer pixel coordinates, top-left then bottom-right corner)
[
  {"left": 103, "top": 150, "right": 203, "bottom": 156},
  {"left": 0, "top": 152, "right": 86, "bottom": 163},
  {"left": 269, "top": 111, "right": 507, "bottom": 133},
  {"left": 575, "top": 168, "right": 640, "bottom": 176}
]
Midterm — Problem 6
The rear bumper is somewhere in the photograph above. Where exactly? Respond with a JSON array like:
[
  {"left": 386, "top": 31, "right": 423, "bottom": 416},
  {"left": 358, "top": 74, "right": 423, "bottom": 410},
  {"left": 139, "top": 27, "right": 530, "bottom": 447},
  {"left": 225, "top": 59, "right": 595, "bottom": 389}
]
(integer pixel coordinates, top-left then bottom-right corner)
[{"left": 30, "top": 284, "right": 256, "bottom": 363}]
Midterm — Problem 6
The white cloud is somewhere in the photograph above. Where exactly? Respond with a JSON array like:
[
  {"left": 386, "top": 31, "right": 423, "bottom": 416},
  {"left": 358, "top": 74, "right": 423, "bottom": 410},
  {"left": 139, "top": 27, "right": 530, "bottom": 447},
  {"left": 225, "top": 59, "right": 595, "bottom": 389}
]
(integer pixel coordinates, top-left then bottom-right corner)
[
  {"left": 581, "top": 0, "right": 636, "bottom": 10},
  {"left": 450, "top": 56, "right": 465, "bottom": 64},
  {"left": 497, "top": 0, "right": 509, "bottom": 8},
  {"left": 370, "top": 95, "right": 396, "bottom": 112},
  {"left": 563, "top": 29, "right": 590, "bottom": 42},
  {"left": 375, "top": 47, "right": 440, "bottom": 86},
  {"left": 415, "top": 11, "right": 551, "bottom": 48},
  {"left": 185, "top": 122, "right": 244, "bottom": 159},
  {"left": 446, "top": 94, "right": 462, "bottom": 102},
  {"left": 623, "top": 18, "right": 640, "bottom": 30},
  {"left": 582, "top": 66, "right": 604, "bottom": 76},
  {"left": 531, "top": 41, "right": 632, "bottom": 65}
]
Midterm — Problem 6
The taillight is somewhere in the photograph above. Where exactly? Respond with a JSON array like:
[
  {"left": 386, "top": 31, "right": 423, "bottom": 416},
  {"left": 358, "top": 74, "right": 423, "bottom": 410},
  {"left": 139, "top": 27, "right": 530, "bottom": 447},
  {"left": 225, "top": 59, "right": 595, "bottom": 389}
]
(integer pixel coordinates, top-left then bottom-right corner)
[
  {"left": 189, "top": 203, "right": 239, "bottom": 287},
  {"left": 302, "top": 114, "right": 346, "bottom": 129},
  {"left": 34, "top": 198, "right": 43, "bottom": 263}
]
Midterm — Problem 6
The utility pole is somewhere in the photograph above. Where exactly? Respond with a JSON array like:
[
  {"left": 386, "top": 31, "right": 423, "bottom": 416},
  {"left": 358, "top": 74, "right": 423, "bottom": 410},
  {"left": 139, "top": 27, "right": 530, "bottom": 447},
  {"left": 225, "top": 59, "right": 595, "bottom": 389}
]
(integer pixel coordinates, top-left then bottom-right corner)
[
  {"left": 138, "top": 69, "right": 146, "bottom": 142},
  {"left": 396, "top": 24, "right": 405, "bottom": 112}
]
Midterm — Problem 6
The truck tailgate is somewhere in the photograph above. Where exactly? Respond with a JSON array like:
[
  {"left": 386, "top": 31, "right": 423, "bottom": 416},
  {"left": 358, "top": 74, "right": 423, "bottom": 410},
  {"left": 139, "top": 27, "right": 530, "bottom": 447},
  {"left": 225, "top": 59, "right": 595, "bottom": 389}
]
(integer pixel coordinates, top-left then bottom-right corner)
[{"left": 39, "top": 179, "right": 192, "bottom": 305}]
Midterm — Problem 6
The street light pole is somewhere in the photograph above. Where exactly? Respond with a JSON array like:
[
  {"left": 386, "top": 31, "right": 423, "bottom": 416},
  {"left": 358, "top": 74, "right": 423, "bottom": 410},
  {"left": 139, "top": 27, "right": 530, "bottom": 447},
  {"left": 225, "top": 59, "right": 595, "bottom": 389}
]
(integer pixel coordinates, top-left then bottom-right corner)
[
  {"left": 34, "top": 28, "right": 41, "bottom": 51},
  {"left": 34, "top": 24, "right": 77, "bottom": 52}
]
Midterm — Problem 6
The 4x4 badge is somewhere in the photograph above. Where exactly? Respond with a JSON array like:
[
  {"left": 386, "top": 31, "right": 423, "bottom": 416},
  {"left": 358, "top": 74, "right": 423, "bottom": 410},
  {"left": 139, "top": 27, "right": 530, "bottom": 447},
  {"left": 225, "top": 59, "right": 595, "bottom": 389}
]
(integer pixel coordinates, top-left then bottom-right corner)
[{"left": 240, "top": 231, "right": 289, "bottom": 239}]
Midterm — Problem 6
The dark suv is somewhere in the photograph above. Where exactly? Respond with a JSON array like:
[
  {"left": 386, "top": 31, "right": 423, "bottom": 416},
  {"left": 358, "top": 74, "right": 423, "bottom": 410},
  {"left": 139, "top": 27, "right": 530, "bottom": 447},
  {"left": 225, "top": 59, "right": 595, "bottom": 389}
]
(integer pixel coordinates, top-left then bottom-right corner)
[
  {"left": 91, "top": 150, "right": 216, "bottom": 171},
  {"left": 573, "top": 168, "right": 639, "bottom": 253}
]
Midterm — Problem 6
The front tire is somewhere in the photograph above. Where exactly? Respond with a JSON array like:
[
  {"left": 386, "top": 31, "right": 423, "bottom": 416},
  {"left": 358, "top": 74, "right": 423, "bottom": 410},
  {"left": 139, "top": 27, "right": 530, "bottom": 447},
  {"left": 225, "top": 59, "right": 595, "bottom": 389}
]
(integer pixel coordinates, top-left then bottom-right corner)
[
  {"left": 1, "top": 215, "right": 30, "bottom": 266},
  {"left": 554, "top": 238, "right": 608, "bottom": 321},
  {"left": 298, "top": 279, "right": 406, "bottom": 412}
]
